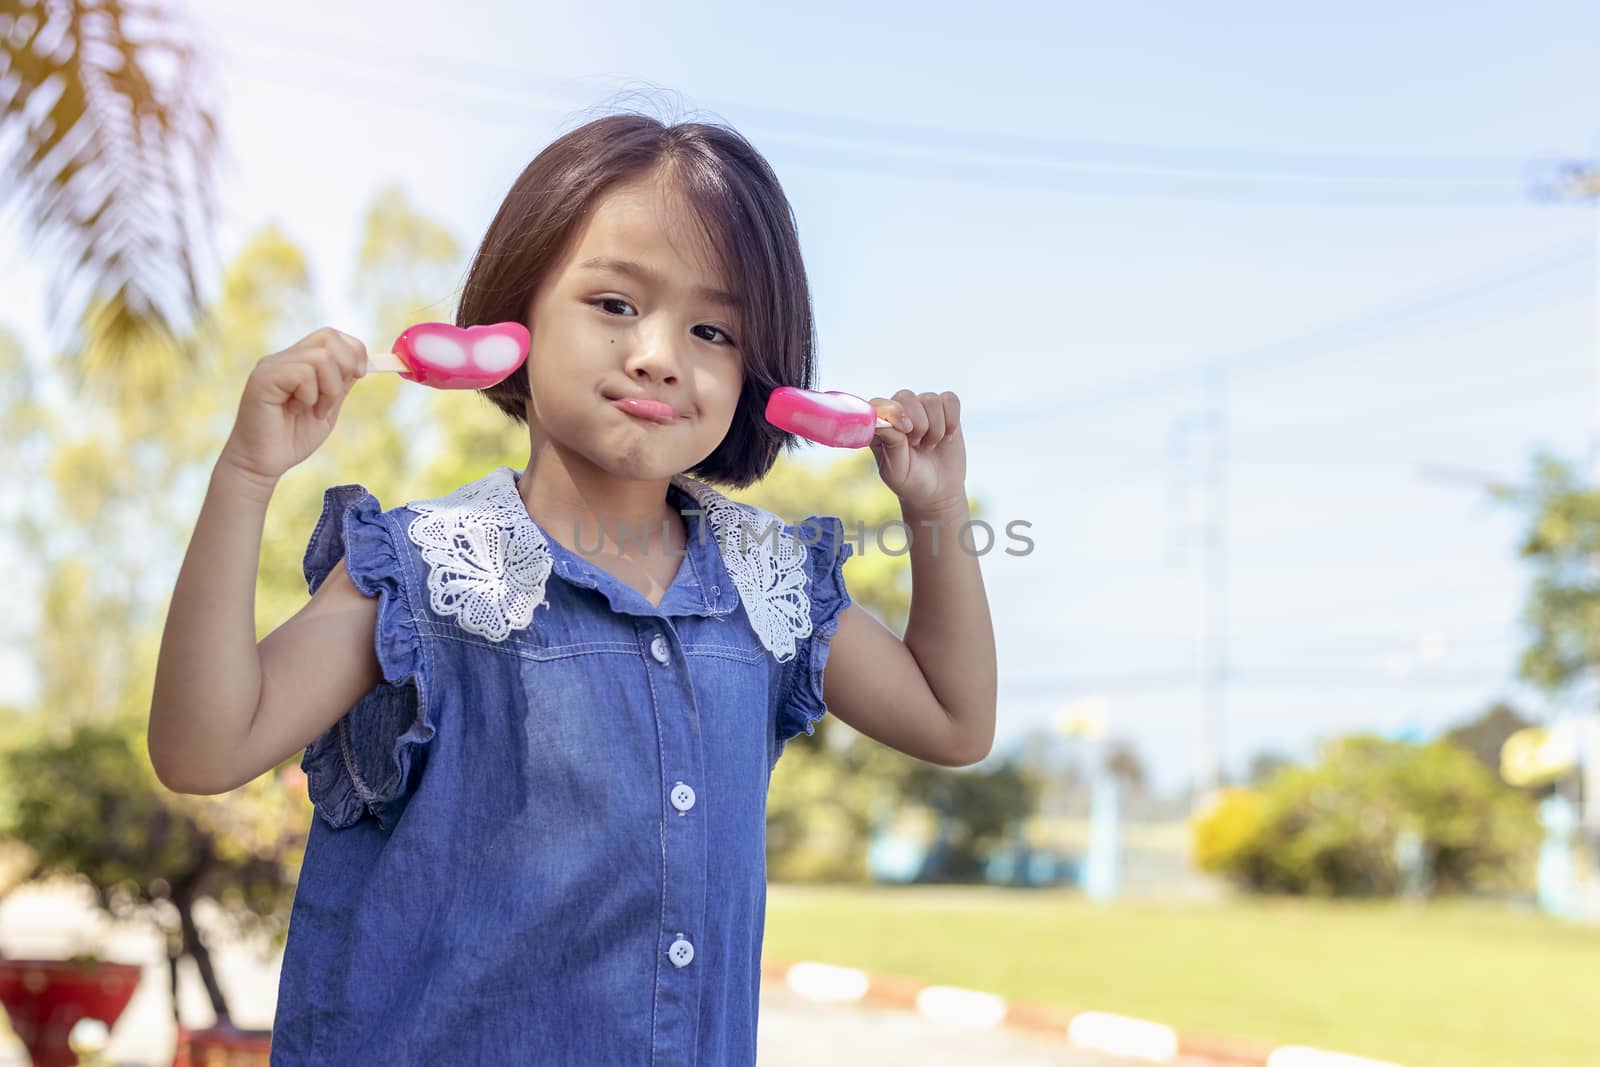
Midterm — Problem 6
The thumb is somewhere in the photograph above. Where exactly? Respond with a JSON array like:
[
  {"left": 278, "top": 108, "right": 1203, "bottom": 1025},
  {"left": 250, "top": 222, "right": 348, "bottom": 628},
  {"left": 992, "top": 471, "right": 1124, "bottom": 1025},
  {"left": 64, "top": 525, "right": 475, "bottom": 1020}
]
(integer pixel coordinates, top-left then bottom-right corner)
[{"left": 868, "top": 413, "right": 911, "bottom": 484}]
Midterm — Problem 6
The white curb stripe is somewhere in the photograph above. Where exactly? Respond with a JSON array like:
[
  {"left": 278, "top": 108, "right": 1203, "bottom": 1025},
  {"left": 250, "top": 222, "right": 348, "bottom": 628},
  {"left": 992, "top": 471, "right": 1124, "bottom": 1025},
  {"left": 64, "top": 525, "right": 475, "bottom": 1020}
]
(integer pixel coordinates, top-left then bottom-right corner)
[
  {"left": 1267, "top": 1048, "right": 1404, "bottom": 1067},
  {"left": 773, "top": 958, "right": 1406, "bottom": 1067},
  {"left": 914, "top": 985, "right": 1008, "bottom": 1028},
  {"left": 784, "top": 961, "right": 870, "bottom": 1003},
  {"left": 1067, "top": 1011, "right": 1180, "bottom": 1062}
]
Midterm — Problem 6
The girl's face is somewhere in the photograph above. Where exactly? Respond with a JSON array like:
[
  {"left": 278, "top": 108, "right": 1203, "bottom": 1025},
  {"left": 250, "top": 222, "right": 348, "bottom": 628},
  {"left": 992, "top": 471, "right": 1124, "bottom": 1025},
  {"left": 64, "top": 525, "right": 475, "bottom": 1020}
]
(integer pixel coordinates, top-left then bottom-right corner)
[{"left": 522, "top": 174, "right": 744, "bottom": 484}]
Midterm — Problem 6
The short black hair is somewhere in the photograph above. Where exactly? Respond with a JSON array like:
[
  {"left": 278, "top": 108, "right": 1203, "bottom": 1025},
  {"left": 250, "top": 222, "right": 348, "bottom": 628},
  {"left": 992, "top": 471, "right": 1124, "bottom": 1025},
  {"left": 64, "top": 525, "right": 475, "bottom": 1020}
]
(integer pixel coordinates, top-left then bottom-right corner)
[{"left": 459, "top": 112, "right": 816, "bottom": 488}]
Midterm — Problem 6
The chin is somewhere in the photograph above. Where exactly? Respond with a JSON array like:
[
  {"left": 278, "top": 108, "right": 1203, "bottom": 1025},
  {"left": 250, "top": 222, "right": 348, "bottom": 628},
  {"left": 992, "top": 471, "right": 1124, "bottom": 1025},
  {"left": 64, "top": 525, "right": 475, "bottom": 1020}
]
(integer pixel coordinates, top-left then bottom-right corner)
[{"left": 595, "top": 442, "right": 696, "bottom": 482}]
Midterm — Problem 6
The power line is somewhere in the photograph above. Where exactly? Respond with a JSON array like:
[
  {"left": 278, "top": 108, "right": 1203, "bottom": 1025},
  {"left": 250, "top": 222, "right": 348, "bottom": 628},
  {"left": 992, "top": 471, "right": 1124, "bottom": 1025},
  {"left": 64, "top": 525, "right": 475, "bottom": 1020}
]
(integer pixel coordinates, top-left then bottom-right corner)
[
  {"left": 212, "top": 30, "right": 1535, "bottom": 205},
  {"left": 965, "top": 240, "right": 1591, "bottom": 432},
  {"left": 201, "top": 27, "right": 1593, "bottom": 427}
]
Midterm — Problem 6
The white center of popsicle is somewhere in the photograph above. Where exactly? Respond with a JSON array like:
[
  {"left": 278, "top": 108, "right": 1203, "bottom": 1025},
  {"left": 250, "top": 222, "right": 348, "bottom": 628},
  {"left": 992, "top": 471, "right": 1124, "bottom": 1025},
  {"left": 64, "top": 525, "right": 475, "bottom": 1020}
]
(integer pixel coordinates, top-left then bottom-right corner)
[
  {"left": 472, "top": 334, "right": 524, "bottom": 372},
  {"left": 411, "top": 333, "right": 469, "bottom": 368}
]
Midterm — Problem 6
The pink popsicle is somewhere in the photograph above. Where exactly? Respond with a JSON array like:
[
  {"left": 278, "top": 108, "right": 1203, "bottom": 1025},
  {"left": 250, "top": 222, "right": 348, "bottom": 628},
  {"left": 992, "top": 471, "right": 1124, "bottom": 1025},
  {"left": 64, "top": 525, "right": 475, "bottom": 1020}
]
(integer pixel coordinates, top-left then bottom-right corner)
[
  {"left": 765, "top": 386, "right": 893, "bottom": 449},
  {"left": 364, "top": 322, "right": 531, "bottom": 389}
]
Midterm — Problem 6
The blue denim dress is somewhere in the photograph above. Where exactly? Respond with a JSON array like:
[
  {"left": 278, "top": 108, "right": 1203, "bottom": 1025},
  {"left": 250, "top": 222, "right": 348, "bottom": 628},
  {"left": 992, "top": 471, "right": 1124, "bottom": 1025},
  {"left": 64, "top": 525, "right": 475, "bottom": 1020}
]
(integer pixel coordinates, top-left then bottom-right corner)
[{"left": 269, "top": 466, "right": 852, "bottom": 1066}]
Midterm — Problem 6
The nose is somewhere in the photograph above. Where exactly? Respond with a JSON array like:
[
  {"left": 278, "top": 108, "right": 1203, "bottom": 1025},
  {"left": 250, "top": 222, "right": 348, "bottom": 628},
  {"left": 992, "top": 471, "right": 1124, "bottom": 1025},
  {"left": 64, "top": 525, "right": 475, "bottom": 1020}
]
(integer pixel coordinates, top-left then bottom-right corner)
[{"left": 623, "top": 326, "right": 683, "bottom": 386}]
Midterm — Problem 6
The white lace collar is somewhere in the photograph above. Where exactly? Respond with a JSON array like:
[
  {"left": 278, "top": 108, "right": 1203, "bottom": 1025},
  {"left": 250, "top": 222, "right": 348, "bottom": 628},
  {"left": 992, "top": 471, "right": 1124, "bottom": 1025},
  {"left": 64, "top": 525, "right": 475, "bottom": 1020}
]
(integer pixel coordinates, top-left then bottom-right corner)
[{"left": 403, "top": 467, "right": 812, "bottom": 662}]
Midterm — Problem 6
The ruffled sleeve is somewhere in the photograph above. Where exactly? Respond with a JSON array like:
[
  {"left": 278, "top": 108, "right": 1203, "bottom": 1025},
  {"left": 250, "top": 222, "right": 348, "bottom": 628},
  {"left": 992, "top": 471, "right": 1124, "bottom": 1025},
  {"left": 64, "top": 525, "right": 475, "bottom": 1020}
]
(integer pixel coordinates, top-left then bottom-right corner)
[
  {"left": 298, "top": 484, "right": 435, "bottom": 832},
  {"left": 774, "top": 516, "right": 853, "bottom": 761}
]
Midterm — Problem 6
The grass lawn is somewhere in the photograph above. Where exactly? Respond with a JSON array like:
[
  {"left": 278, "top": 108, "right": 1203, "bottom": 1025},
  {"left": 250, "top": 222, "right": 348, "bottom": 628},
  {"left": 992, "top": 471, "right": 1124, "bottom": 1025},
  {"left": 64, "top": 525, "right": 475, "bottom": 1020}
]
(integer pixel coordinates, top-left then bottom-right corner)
[{"left": 762, "top": 884, "right": 1600, "bottom": 1067}]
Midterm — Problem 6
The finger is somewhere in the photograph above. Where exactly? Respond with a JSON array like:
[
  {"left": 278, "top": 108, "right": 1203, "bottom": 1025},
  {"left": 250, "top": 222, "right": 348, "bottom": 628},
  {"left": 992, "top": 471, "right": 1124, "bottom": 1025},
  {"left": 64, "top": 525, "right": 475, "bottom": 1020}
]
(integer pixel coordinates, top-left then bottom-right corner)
[
  {"left": 285, "top": 362, "right": 319, "bottom": 413},
  {"left": 306, "top": 350, "right": 343, "bottom": 420},
  {"left": 942, "top": 391, "right": 961, "bottom": 435},
  {"left": 869, "top": 397, "right": 913, "bottom": 434},
  {"left": 303, "top": 327, "right": 362, "bottom": 383},
  {"left": 919, "top": 392, "right": 946, "bottom": 446},
  {"left": 287, "top": 328, "right": 331, "bottom": 354},
  {"left": 867, "top": 399, "right": 911, "bottom": 460},
  {"left": 871, "top": 419, "right": 909, "bottom": 451},
  {"left": 330, "top": 329, "right": 369, "bottom": 381},
  {"left": 323, "top": 389, "right": 349, "bottom": 425},
  {"left": 894, "top": 388, "right": 928, "bottom": 448},
  {"left": 868, "top": 431, "right": 910, "bottom": 484}
]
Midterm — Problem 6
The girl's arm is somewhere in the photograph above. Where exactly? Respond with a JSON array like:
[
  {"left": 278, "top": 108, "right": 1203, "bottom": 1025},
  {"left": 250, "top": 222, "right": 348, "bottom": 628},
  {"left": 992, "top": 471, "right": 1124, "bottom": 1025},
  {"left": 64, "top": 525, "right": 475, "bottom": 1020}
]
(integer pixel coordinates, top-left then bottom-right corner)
[
  {"left": 820, "top": 390, "right": 998, "bottom": 767},
  {"left": 149, "top": 328, "right": 381, "bottom": 795}
]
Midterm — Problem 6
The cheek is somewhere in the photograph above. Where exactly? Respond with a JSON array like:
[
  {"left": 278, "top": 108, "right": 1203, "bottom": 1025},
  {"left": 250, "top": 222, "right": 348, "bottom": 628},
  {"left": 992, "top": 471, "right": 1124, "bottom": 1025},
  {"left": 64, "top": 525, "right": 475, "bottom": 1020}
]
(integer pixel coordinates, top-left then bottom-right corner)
[{"left": 718, "top": 359, "right": 745, "bottom": 409}]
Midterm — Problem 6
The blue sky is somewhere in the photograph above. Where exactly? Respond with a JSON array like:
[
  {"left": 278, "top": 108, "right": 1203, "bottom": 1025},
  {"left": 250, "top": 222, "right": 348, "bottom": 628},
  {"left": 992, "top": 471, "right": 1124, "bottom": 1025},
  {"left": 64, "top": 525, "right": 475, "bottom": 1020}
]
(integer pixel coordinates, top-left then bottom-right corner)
[{"left": 7, "top": 1, "right": 1600, "bottom": 788}]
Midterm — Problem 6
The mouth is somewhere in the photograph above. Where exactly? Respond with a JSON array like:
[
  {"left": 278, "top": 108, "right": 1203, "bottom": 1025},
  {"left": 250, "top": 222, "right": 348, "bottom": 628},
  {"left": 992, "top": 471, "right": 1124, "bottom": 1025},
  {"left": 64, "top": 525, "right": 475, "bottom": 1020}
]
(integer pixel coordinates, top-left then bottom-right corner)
[{"left": 607, "top": 394, "right": 683, "bottom": 425}]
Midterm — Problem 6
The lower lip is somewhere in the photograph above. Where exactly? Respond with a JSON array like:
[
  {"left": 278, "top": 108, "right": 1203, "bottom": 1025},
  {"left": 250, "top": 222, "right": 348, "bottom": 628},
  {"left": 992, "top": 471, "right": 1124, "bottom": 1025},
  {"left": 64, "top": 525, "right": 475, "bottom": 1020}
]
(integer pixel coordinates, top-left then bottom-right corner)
[{"left": 611, "top": 397, "right": 680, "bottom": 424}]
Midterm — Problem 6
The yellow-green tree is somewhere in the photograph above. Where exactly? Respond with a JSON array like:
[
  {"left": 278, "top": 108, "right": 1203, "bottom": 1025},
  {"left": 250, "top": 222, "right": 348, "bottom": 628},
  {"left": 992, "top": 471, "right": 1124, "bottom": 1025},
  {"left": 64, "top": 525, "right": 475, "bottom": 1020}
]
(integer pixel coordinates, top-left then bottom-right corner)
[{"left": 0, "top": 186, "right": 467, "bottom": 1026}]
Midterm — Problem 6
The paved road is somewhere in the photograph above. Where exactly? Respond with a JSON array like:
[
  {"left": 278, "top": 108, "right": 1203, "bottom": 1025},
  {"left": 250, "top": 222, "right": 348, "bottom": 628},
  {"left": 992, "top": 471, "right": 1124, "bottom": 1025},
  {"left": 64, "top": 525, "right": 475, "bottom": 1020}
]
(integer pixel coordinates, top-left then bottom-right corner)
[
  {"left": 3, "top": 987, "right": 1194, "bottom": 1067},
  {"left": 1, "top": 885, "right": 1208, "bottom": 1066}
]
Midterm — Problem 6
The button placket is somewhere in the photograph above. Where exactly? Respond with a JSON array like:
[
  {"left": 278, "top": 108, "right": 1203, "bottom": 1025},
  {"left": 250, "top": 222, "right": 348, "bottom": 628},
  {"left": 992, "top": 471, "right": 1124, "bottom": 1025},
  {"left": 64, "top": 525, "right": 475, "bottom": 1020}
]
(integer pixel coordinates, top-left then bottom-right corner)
[{"left": 639, "top": 614, "right": 706, "bottom": 1054}]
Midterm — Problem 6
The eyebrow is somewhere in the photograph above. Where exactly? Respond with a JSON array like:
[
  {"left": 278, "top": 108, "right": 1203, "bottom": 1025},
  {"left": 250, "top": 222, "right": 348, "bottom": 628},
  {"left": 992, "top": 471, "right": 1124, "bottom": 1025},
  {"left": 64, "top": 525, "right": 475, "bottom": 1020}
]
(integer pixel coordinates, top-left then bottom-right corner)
[{"left": 577, "top": 256, "right": 738, "bottom": 310}]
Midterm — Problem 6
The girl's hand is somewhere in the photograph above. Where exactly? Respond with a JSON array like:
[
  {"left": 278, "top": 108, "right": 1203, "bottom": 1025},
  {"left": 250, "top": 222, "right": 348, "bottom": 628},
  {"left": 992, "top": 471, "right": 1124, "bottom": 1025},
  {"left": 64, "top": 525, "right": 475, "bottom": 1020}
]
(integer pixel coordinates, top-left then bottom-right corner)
[
  {"left": 868, "top": 389, "right": 967, "bottom": 512},
  {"left": 218, "top": 327, "right": 368, "bottom": 486}
]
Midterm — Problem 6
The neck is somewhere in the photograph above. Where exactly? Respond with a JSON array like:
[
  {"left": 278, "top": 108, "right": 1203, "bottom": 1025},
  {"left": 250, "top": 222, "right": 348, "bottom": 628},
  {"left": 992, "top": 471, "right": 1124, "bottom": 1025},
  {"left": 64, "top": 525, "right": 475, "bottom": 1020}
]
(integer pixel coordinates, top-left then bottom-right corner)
[{"left": 518, "top": 444, "right": 683, "bottom": 559}]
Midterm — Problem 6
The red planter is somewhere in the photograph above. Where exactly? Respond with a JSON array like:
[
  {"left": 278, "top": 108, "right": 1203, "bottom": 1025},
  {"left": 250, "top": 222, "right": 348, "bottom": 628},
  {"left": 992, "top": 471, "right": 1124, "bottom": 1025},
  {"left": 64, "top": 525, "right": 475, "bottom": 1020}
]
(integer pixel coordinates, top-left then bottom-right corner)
[
  {"left": 0, "top": 957, "right": 142, "bottom": 1067},
  {"left": 173, "top": 1022, "right": 272, "bottom": 1066}
]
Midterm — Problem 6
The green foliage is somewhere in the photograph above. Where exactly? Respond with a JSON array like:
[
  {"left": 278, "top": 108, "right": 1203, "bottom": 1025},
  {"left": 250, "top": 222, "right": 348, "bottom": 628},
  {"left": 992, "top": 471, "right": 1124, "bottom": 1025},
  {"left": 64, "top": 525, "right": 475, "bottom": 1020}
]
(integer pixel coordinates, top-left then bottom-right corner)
[
  {"left": 0, "top": 715, "right": 305, "bottom": 945},
  {"left": 1245, "top": 749, "right": 1293, "bottom": 786},
  {"left": 745, "top": 451, "right": 917, "bottom": 880},
  {"left": 1, "top": 0, "right": 220, "bottom": 364},
  {"left": 1441, "top": 701, "right": 1553, "bottom": 798},
  {"left": 764, "top": 718, "right": 882, "bottom": 883},
  {"left": 745, "top": 451, "right": 1021, "bottom": 882},
  {"left": 765, "top": 713, "right": 1039, "bottom": 884},
  {"left": 1192, "top": 736, "right": 1540, "bottom": 898},
  {"left": 901, "top": 760, "right": 1040, "bottom": 880},
  {"left": 0, "top": 187, "right": 468, "bottom": 1017},
  {"left": 1192, "top": 786, "right": 1266, "bottom": 875},
  {"left": 1509, "top": 453, "right": 1600, "bottom": 693}
]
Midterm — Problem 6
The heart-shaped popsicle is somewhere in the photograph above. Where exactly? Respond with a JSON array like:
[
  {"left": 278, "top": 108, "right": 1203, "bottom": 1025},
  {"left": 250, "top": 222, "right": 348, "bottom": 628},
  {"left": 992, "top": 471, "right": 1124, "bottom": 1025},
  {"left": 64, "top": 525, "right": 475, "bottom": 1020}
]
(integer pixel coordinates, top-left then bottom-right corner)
[
  {"left": 765, "top": 386, "right": 893, "bottom": 449},
  {"left": 364, "top": 321, "right": 531, "bottom": 389}
]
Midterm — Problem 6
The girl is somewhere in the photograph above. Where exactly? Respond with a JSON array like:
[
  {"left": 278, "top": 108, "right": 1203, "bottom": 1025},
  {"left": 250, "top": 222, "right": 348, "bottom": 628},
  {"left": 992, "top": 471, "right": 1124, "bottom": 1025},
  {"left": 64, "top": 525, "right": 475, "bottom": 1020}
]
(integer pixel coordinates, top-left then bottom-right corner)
[{"left": 149, "top": 112, "right": 997, "bottom": 1065}]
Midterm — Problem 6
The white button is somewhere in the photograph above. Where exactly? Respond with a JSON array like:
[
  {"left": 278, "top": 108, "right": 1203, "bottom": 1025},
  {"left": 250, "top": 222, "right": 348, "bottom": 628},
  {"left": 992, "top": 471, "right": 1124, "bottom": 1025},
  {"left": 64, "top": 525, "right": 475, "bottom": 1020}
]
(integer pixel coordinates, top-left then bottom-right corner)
[
  {"left": 670, "top": 783, "right": 696, "bottom": 813},
  {"left": 650, "top": 634, "right": 671, "bottom": 664},
  {"left": 668, "top": 938, "right": 695, "bottom": 968}
]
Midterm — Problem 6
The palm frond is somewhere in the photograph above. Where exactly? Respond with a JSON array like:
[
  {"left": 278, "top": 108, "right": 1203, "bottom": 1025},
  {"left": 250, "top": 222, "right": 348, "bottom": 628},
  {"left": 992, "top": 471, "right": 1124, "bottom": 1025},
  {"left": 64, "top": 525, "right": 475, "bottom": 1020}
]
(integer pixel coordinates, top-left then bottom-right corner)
[{"left": 0, "top": 0, "right": 219, "bottom": 370}]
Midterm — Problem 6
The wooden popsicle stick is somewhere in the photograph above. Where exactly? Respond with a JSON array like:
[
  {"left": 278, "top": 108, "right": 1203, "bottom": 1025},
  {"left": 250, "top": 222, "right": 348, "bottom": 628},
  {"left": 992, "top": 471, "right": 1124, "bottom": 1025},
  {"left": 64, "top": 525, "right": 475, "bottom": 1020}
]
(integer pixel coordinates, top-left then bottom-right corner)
[{"left": 364, "top": 351, "right": 409, "bottom": 374}]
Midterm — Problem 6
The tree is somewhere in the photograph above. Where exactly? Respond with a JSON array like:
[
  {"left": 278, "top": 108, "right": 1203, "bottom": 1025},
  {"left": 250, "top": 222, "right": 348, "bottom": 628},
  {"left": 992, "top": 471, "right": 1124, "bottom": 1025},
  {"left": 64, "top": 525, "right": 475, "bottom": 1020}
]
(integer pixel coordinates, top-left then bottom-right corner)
[
  {"left": 1506, "top": 454, "right": 1600, "bottom": 694},
  {"left": 1104, "top": 738, "right": 1148, "bottom": 792},
  {"left": 0, "top": 186, "right": 465, "bottom": 1027},
  {"left": 1443, "top": 701, "right": 1534, "bottom": 777},
  {"left": 738, "top": 461, "right": 1020, "bottom": 881},
  {"left": 1246, "top": 750, "right": 1293, "bottom": 786},
  {"left": 901, "top": 760, "right": 1039, "bottom": 882},
  {"left": 1193, "top": 735, "right": 1539, "bottom": 898},
  {"left": 0, "top": 222, "right": 321, "bottom": 1027},
  {"left": 1, "top": 0, "right": 220, "bottom": 368},
  {"left": 736, "top": 452, "right": 922, "bottom": 880},
  {"left": 0, "top": 720, "right": 306, "bottom": 1026}
]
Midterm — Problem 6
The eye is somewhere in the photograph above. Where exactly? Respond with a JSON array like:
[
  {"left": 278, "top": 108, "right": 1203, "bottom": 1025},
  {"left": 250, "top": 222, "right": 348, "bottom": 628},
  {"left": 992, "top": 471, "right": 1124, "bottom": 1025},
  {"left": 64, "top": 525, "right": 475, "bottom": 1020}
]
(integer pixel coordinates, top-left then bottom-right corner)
[
  {"left": 594, "top": 297, "right": 636, "bottom": 316},
  {"left": 694, "top": 324, "right": 737, "bottom": 346}
]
